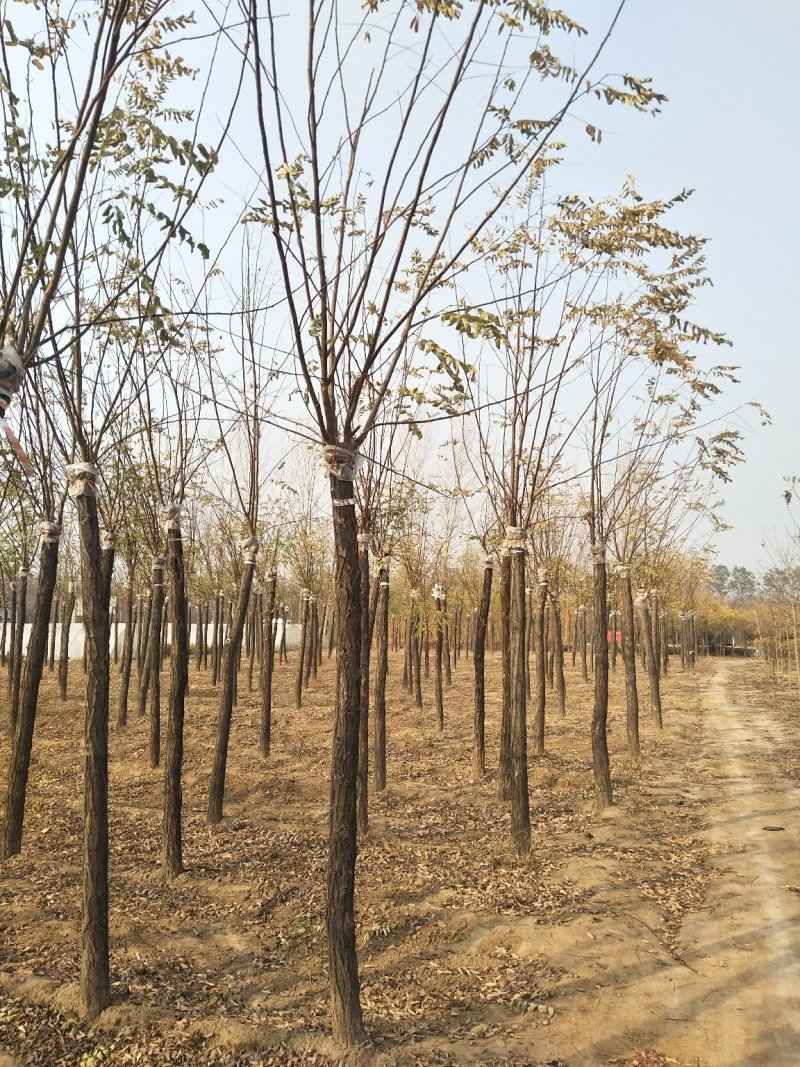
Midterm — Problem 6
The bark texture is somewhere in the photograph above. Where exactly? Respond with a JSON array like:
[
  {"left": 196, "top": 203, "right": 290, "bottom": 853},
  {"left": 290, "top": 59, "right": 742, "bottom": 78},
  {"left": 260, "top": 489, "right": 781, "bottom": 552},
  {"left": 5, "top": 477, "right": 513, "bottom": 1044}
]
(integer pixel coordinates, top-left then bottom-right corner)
[
  {"left": 638, "top": 592, "right": 663, "bottom": 729},
  {"left": 207, "top": 541, "right": 258, "bottom": 825},
  {"left": 472, "top": 560, "right": 493, "bottom": 777},
  {"left": 69, "top": 466, "right": 111, "bottom": 1021},
  {"left": 147, "top": 560, "right": 166, "bottom": 768},
  {"left": 508, "top": 538, "right": 530, "bottom": 857},
  {"left": 3, "top": 529, "right": 59, "bottom": 858},
  {"left": 618, "top": 568, "right": 641, "bottom": 760},
  {"left": 260, "top": 571, "right": 278, "bottom": 758},
  {"left": 163, "top": 510, "right": 188, "bottom": 878},
  {"left": 373, "top": 560, "right": 389, "bottom": 793},
  {"left": 357, "top": 537, "right": 370, "bottom": 837},
  {"left": 325, "top": 461, "right": 364, "bottom": 1046},
  {"left": 498, "top": 552, "right": 512, "bottom": 801},
  {"left": 532, "top": 573, "right": 547, "bottom": 756},
  {"left": 117, "top": 589, "right": 136, "bottom": 729},
  {"left": 591, "top": 548, "right": 613, "bottom": 809}
]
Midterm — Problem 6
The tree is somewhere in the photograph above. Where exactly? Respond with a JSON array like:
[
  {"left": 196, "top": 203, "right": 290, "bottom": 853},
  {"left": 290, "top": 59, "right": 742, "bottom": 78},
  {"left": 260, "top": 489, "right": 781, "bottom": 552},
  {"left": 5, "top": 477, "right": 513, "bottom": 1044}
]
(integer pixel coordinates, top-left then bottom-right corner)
[
  {"left": 0, "top": 0, "right": 237, "bottom": 1017},
  {"left": 240, "top": 1, "right": 672, "bottom": 1039},
  {"left": 708, "top": 564, "right": 730, "bottom": 598},
  {"left": 729, "top": 566, "right": 757, "bottom": 603}
]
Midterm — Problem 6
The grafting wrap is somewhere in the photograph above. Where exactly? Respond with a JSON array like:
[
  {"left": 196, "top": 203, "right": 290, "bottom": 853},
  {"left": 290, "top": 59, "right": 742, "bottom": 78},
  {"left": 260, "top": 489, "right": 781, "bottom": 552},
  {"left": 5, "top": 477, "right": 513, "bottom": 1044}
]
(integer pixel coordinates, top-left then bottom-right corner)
[
  {"left": 66, "top": 462, "right": 99, "bottom": 498},
  {"left": 503, "top": 525, "right": 527, "bottom": 552},
  {"left": 239, "top": 535, "right": 260, "bottom": 566},
  {"left": 40, "top": 521, "right": 61, "bottom": 545},
  {"left": 323, "top": 444, "right": 361, "bottom": 482},
  {"left": 162, "top": 502, "right": 181, "bottom": 532},
  {"left": 590, "top": 542, "right": 607, "bottom": 565}
]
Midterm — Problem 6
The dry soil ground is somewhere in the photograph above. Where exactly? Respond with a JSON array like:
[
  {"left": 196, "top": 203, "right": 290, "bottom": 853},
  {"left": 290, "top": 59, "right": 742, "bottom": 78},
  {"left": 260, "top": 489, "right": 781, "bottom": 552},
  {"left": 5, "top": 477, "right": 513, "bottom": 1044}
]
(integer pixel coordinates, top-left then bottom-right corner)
[{"left": 1, "top": 648, "right": 799, "bottom": 1067}]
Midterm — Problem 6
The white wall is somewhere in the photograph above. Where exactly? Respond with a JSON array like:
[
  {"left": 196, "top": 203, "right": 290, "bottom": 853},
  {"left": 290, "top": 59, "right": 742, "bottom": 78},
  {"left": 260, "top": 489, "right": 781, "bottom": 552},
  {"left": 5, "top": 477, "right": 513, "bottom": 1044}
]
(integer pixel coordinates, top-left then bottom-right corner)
[{"left": 1, "top": 620, "right": 303, "bottom": 660}]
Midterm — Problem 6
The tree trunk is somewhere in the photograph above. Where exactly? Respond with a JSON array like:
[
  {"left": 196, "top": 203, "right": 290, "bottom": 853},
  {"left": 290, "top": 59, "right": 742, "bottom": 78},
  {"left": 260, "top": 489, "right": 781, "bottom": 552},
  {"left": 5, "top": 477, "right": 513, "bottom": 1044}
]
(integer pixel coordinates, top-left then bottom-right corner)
[
  {"left": 260, "top": 570, "right": 278, "bottom": 757},
  {"left": 660, "top": 611, "right": 669, "bottom": 674},
  {"left": 507, "top": 531, "right": 530, "bottom": 857},
  {"left": 553, "top": 598, "right": 566, "bottom": 716},
  {"left": 160, "top": 594, "right": 170, "bottom": 666},
  {"left": 279, "top": 605, "right": 287, "bottom": 663},
  {"left": 0, "top": 598, "right": 7, "bottom": 669},
  {"left": 58, "top": 587, "right": 76, "bottom": 701},
  {"left": 411, "top": 594, "right": 423, "bottom": 708},
  {"left": 325, "top": 451, "right": 364, "bottom": 1047},
  {"left": 49, "top": 595, "right": 59, "bottom": 672},
  {"left": 247, "top": 598, "right": 257, "bottom": 691},
  {"left": 3, "top": 525, "right": 60, "bottom": 858},
  {"left": 637, "top": 591, "right": 663, "bottom": 729},
  {"left": 373, "top": 559, "right": 389, "bottom": 793},
  {"left": 163, "top": 507, "right": 188, "bottom": 879},
  {"left": 304, "top": 596, "right": 316, "bottom": 689},
  {"left": 532, "top": 572, "right": 547, "bottom": 756},
  {"left": 591, "top": 545, "right": 612, "bottom": 810},
  {"left": 147, "top": 559, "right": 166, "bottom": 768},
  {"left": 207, "top": 540, "right": 258, "bottom": 825},
  {"left": 434, "top": 592, "right": 444, "bottom": 732},
  {"left": 117, "top": 588, "right": 136, "bottom": 729},
  {"left": 680, "top": 611, "right": 688, "bottom": 670},
  {"left": 524, "top": 588, "right": 532, "bottom": 701},
  {"left": 498, "top": 550, "right": 512, "bottom": 802},
  {"left": 579, "top": 605, "right": 589, "bottom": 682},
  {"left": 473, "top": 558, "right": 493, "bottom": 777},
  {"left": 402, "top": 613, "right": 411, "bottom": 691},
  {"left": 357, "top": 536, "right": 370, "bottom": 838},
  {"left": 318, "top": 602, "right": 327, "bottom": 668},
  {"left": 295, "top": 591, "right": 309, "bottom": 708},
  {"left": 618, "top": 567, "right": 640, "bottom": 760},
  {"left": 68, "top": 464, "right": 111, "bottom": 1021},
  {"left": 195, "top": 601, "right": 203, "bottom": 671},
  {"left": 203, "top": 599, "right": 211, "bottom": 669},
  {"left": 211, "top": 590, "right": 223, "bottom": 686},
  {"left": 11, "top": 569, "right": 29, "bottom": 729},
  {"left": 7, "top": 581, "right": 17, "bottom": 698},
  {"left": 137, "top": 588, "right": 155, "bottom": 721},
  {"left": 650, "top": 590, "right": 661, "bottom": 678},
  {"left": 136, "top": 594, "right": 147, "bottom": 680},
  {"left": 443, "top": 597, "right": 452, "bottom": 688}
]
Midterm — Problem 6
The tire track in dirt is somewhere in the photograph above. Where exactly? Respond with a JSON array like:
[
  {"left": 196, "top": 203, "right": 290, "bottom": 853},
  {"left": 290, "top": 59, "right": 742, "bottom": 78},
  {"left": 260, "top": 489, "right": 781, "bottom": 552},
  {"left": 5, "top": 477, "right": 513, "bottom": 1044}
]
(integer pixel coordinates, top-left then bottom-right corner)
[{"left": 641, "top": 659, "right": 800, "bottom": 1066}]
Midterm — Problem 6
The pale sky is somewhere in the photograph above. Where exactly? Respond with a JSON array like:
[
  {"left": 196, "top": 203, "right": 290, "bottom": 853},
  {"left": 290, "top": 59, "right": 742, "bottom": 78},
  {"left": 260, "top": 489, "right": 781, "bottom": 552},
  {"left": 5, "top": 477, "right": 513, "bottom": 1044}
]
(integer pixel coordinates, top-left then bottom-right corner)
[
  {"left": 31, "top": 0, "right": 785, "bottom": 574},
  {"left": 563, "top": 1, "right": 800, "bottom": 571},
  {"left": 199, "top": 1, "right": 798, "bottom": 573}
]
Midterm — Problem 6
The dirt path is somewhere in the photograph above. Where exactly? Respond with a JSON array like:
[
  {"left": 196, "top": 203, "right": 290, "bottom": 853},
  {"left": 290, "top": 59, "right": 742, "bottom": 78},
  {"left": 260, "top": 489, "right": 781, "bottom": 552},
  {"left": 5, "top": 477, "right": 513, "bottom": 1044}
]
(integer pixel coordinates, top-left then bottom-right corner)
[{"left": 593, "top": 659, "right": 800, "bottom": 1066}]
